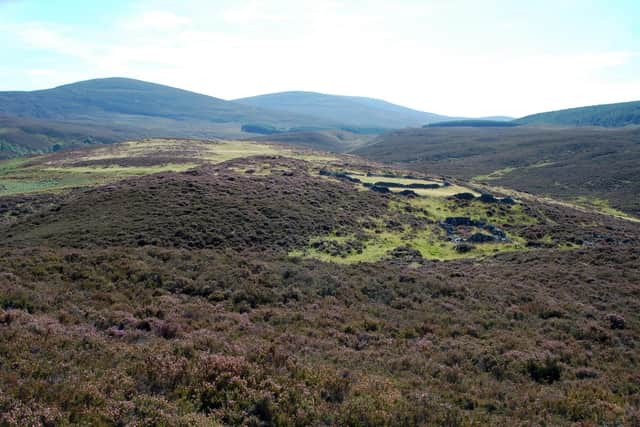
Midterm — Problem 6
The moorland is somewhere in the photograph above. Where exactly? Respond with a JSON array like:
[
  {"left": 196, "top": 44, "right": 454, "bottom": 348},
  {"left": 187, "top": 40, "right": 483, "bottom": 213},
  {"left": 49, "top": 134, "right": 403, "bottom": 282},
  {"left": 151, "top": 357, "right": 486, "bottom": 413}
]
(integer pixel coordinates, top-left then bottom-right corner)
[
  {"left": 1, "top": 76, "right": 640, "bottom": 426},
  {"left": 355, "top": 126, "right": 640, "bottom": 218},
  {"left": 1, "top": 137, "right": 639, "bottom": 426}
]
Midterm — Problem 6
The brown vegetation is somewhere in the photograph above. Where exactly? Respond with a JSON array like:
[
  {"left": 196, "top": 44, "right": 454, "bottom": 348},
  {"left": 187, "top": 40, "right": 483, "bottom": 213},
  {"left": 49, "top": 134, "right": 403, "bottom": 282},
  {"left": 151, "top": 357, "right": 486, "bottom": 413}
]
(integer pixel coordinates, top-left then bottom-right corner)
[{"left": 1, "top": 150, "right": 640, "bottom": 425}]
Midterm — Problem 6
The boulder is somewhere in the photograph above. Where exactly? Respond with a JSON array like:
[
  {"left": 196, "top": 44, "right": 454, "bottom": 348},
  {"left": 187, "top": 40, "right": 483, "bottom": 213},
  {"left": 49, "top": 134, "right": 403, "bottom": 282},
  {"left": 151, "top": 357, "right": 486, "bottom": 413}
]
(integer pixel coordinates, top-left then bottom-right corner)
[
  {"left": 389, "top": 246, "right": 423, "bottom": 263},
  {"left": 452, "top": 192, "right": 476, "bottom": 201},
  {"left": 406, "top": 183, "right": 440, "bottom": 189},
  {"left": 398, "top": 189, "right": 418, "bottom": 198},
  {"left": 374, "top": 181, "right": 407, "bottom": 188},
  {"left": 444, "top": 217, "right": 474, "bottom": 226},
  {"left": 501, "top": 196, "right": 516, "bottom": 205},
  {"left": 479, "top": 193, "right": 499, "bottom": 203},
  {"left": 469, "top": 233, "right": 496, "bottom": 243},
  {"left": 454, "top": 243, "right": 475, "bottom": 253},
  {"left": 369, "top": 185, "right": 391, "bottom": 194},
  {"left": 606, "top": 313, "right": 625, "bottom": 330}
]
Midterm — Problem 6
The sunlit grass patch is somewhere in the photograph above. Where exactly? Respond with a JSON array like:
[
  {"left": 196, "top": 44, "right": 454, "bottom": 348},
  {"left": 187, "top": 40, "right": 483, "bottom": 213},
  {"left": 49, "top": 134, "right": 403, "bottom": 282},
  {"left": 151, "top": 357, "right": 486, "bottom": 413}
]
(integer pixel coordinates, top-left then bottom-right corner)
[
  {"left": 289, "top": 194, "right": 541, "bottom": 264},
  {"left": 290, "top": 231, "right": 405, "bottom": 264},
  {"left": 573, "top": 196, "right": 634, "bottom": 219},
  {"left": 473, "top": 162, "right": 556, "bottom": 182},
  {"left": 473, "top": 166, "right": 517, "bottom": 181},
  {"left": 290, "top": 210, "right": 531, "bottom": 264},
  {"left": 0, "top": 163, "right": 197, "bottom": 196},
  {"left": 402, "top": 196, "right": 538, "bottom": 225},
  {"left": 0, "top": 157, "right": 31, "bottom": 173},
  {"left": 42, "top": 164, "right": 197, "bottom": 176},
  {"left": 350, "top": 174, "right": 441, "bottom": 186},
  {"left": 291, "top": 227, "right": 529, "bottom": 264},
  {"left": 394, "top": 184, "right": 479, "bottom": 197}
]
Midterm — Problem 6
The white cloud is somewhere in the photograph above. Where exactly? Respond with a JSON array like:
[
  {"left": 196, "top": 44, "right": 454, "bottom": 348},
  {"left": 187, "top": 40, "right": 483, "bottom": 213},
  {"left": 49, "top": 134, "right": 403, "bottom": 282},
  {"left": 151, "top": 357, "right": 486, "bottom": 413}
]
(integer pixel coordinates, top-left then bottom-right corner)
[
  {"left": 222, "top": 1, "right": 288, "bottom": 25},
  {"left": 130, "top": 11, "right": 191, "bottom": 30},
  {"left": 3, "top": 0, "right": 639, "bottom": 117}
]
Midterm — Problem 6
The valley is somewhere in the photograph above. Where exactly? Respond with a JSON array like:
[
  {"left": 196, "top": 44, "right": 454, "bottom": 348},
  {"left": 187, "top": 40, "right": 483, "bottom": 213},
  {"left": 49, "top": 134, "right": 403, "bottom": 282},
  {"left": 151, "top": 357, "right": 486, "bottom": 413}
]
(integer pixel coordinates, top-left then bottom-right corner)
[{"left": 355, "top": 126, "right": 640, "bottom": 218}]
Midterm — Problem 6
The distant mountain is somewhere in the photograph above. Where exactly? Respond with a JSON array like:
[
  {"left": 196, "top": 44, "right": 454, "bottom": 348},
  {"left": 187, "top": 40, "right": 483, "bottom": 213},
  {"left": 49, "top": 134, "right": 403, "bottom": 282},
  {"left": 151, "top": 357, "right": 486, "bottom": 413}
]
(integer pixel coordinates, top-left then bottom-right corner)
[
  {"left": 0, "top": 78, "right": 350, "bottom": 156},
  {"left": 479, "top": 116, "right": 514, "bottom": 121},
  {"left": 425, "top": 119, "right": 519, "bottom": 128},
  {"left": 516, "top": 101, "right": 640, "bottom": 127},
  {"left": 0, "top": 77, "right": 515, "bottom": 158},
  {"left": 234, "top": 91, "right": 452, "bottom": 129},
  {"left": 0, "top": 77, "right": 328, "bottom": 128}
]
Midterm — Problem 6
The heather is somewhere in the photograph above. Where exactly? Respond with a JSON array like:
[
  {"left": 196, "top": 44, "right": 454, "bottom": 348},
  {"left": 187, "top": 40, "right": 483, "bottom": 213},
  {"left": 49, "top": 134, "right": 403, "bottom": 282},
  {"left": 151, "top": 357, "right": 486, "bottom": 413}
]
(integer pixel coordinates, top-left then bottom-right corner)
[
  {"left": 1, "top": 245, "right": 639, "bottom": 426},
  {"left": 1, "top": 140, "right": 639, "bottom": 425}
]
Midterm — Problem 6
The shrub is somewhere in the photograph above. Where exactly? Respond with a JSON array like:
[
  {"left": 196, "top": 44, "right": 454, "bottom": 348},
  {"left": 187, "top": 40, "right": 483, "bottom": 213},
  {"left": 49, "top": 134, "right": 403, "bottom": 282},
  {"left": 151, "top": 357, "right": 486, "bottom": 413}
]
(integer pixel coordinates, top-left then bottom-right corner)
[
  {"left": 606, "top": 313, "right": 625, "bottom": 330},
  {"left": 527, "top": 358, "right": 562, "bottom": 384}
]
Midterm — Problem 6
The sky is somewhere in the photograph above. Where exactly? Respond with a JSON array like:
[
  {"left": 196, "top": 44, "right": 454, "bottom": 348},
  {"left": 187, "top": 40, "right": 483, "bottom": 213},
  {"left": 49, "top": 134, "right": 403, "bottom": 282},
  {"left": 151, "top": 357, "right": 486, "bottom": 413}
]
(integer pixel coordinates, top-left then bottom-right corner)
[{"left": 0, "top": 0, "right": 639, "bottom": 117}]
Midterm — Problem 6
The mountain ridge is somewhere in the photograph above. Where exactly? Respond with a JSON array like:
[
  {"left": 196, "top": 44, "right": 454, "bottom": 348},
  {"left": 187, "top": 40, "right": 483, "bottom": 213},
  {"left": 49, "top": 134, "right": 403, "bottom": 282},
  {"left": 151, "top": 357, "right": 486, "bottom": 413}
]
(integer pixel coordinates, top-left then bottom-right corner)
[
  {"left": 234, "top": 90, "right": 452, "bottom": 129},
  {"left": 516, "top": 100, "right": 640, "bottom": 127},
  {"left": 0, "top": 77, "right": 324, "bottom": 126}
]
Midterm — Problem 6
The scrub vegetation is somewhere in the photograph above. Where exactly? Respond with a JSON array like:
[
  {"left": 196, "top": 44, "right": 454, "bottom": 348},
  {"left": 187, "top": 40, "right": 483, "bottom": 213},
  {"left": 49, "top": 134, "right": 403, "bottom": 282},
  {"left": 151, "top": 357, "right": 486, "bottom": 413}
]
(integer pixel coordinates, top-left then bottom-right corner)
[
  {"left": 1, "top": 139, "right": 640, "bottom": 426},
  {"left": 354, "top": 126, "right": 640, "bottom": 217}
]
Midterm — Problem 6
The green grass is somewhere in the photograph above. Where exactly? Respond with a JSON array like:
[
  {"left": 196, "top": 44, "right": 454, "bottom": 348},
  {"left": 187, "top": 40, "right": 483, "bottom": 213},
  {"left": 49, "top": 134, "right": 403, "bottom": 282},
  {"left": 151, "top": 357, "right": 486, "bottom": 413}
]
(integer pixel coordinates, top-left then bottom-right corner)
[
  {"left": 291, "top": 222, "right": 529, "bottom": 264},
  {"left": 573, "top": 196, "right": 634, "bottom": 219},
  {"left": 349, "top": 174, "right": 440, "bottom": 186},
  {"left": 41, "top": 164, "right": 197, "bottom": 176},
  {"left": 473, "top": 162, "right": 555, "bottom": 182},
  {"left": 393, "top": 184, "right": 479, "bottom": 197},
  {"left": 0, "top": 162, "right": 198, "bottom": 196},
  {"left": 290, "top": 231, "right": 405, "bottom": 264},
  {"left": 473, "top": 167, "right": 516, "bottom": 181},
  {"left": 397, "top": 196, "right": 538, "bottom": 225},
  {"left": 291, "top": 193, "right": 538, "bottom": 264},
  {"left": 0, "top": 157, "right": 31, "bottom": 173},
  {"left": 0, "top": 175, "right": 99, "bottom": 195}
]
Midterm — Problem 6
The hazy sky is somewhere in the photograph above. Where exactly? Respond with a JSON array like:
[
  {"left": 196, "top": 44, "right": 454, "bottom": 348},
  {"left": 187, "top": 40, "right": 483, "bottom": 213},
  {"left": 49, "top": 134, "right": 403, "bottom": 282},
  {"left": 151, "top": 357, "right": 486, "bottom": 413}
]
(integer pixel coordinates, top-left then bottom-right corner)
[{"left": 1, "top": 0, "right": 638, "bottom": 117}]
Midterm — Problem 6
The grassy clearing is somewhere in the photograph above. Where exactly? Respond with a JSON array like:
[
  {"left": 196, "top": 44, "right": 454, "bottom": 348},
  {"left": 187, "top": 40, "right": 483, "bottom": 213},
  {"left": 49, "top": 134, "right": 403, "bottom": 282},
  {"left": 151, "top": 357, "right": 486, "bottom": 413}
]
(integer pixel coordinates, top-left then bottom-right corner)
[
  {"left": 349, "top": 174, "right": 440, "bottom": 186},
  {"left": 42, "top": 164, "right": 197, "bottom": 176},
  {"left": 0, "top": 157, "right": 31, "bottom": 173},
  {"left": 400, "top": 196, "right": 538, "bottom": 225},
  {"left": 472, "top": 182, "right": 640, "bottom": 223},
  {"left": 573, "top": 196, "right": 634, "bottom": 219},
  {"left": 473, "top": 166, "right": 516, "bottom": 181},
  {"left": 0, "top": 174, "right": 99, "bottom": 195},
  {"left": 0, "top": 163, "right": 197, "bottom": 196},
  {"left": 291, "top": 193, "right": 538, "bottom": 264},
  {"left": 291, "top": 222, "right": 529, "bottom": 263},
  {"left": 473, "top": 162, "right": 556, "bottom": 182},
  {"left": 393, "top": 184, "right": 479, "bottom": 197},
  {"left": 52, "top": 139, "right": 287, "bottom": 165}
]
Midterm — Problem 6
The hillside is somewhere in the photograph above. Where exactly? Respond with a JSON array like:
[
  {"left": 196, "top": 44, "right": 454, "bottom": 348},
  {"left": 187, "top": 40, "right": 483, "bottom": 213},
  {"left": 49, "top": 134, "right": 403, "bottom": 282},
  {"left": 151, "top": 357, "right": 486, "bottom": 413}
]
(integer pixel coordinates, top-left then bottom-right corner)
[
  {"left": 354, "top": 126, "right": 640, "bottom": 217},
  {"left": 0, "top": 115, "right": 138, "bottom": 159},
  {"left": 1, "top": 139, "right": 640, "bottom": 425},
  {"left": 0, "top": 78, "right": 346, "bottom": 157},
  {"left": 0, "top": 77, "right": 325, "bottom": 127},
  {"left": 0, "top": 78, "right": 465, "bottom": 158},
  {"left": 516, "top": 100, "right": 640, "bottom": 127},
  {"left": 425, "top": 119, "right": 520, "bottom": 128},
  {"left": 246, "top": 129, "right": 373, "bottom": 152},
  {"left": 235, "top": 91, "right": 452, "bottom": 129}
]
